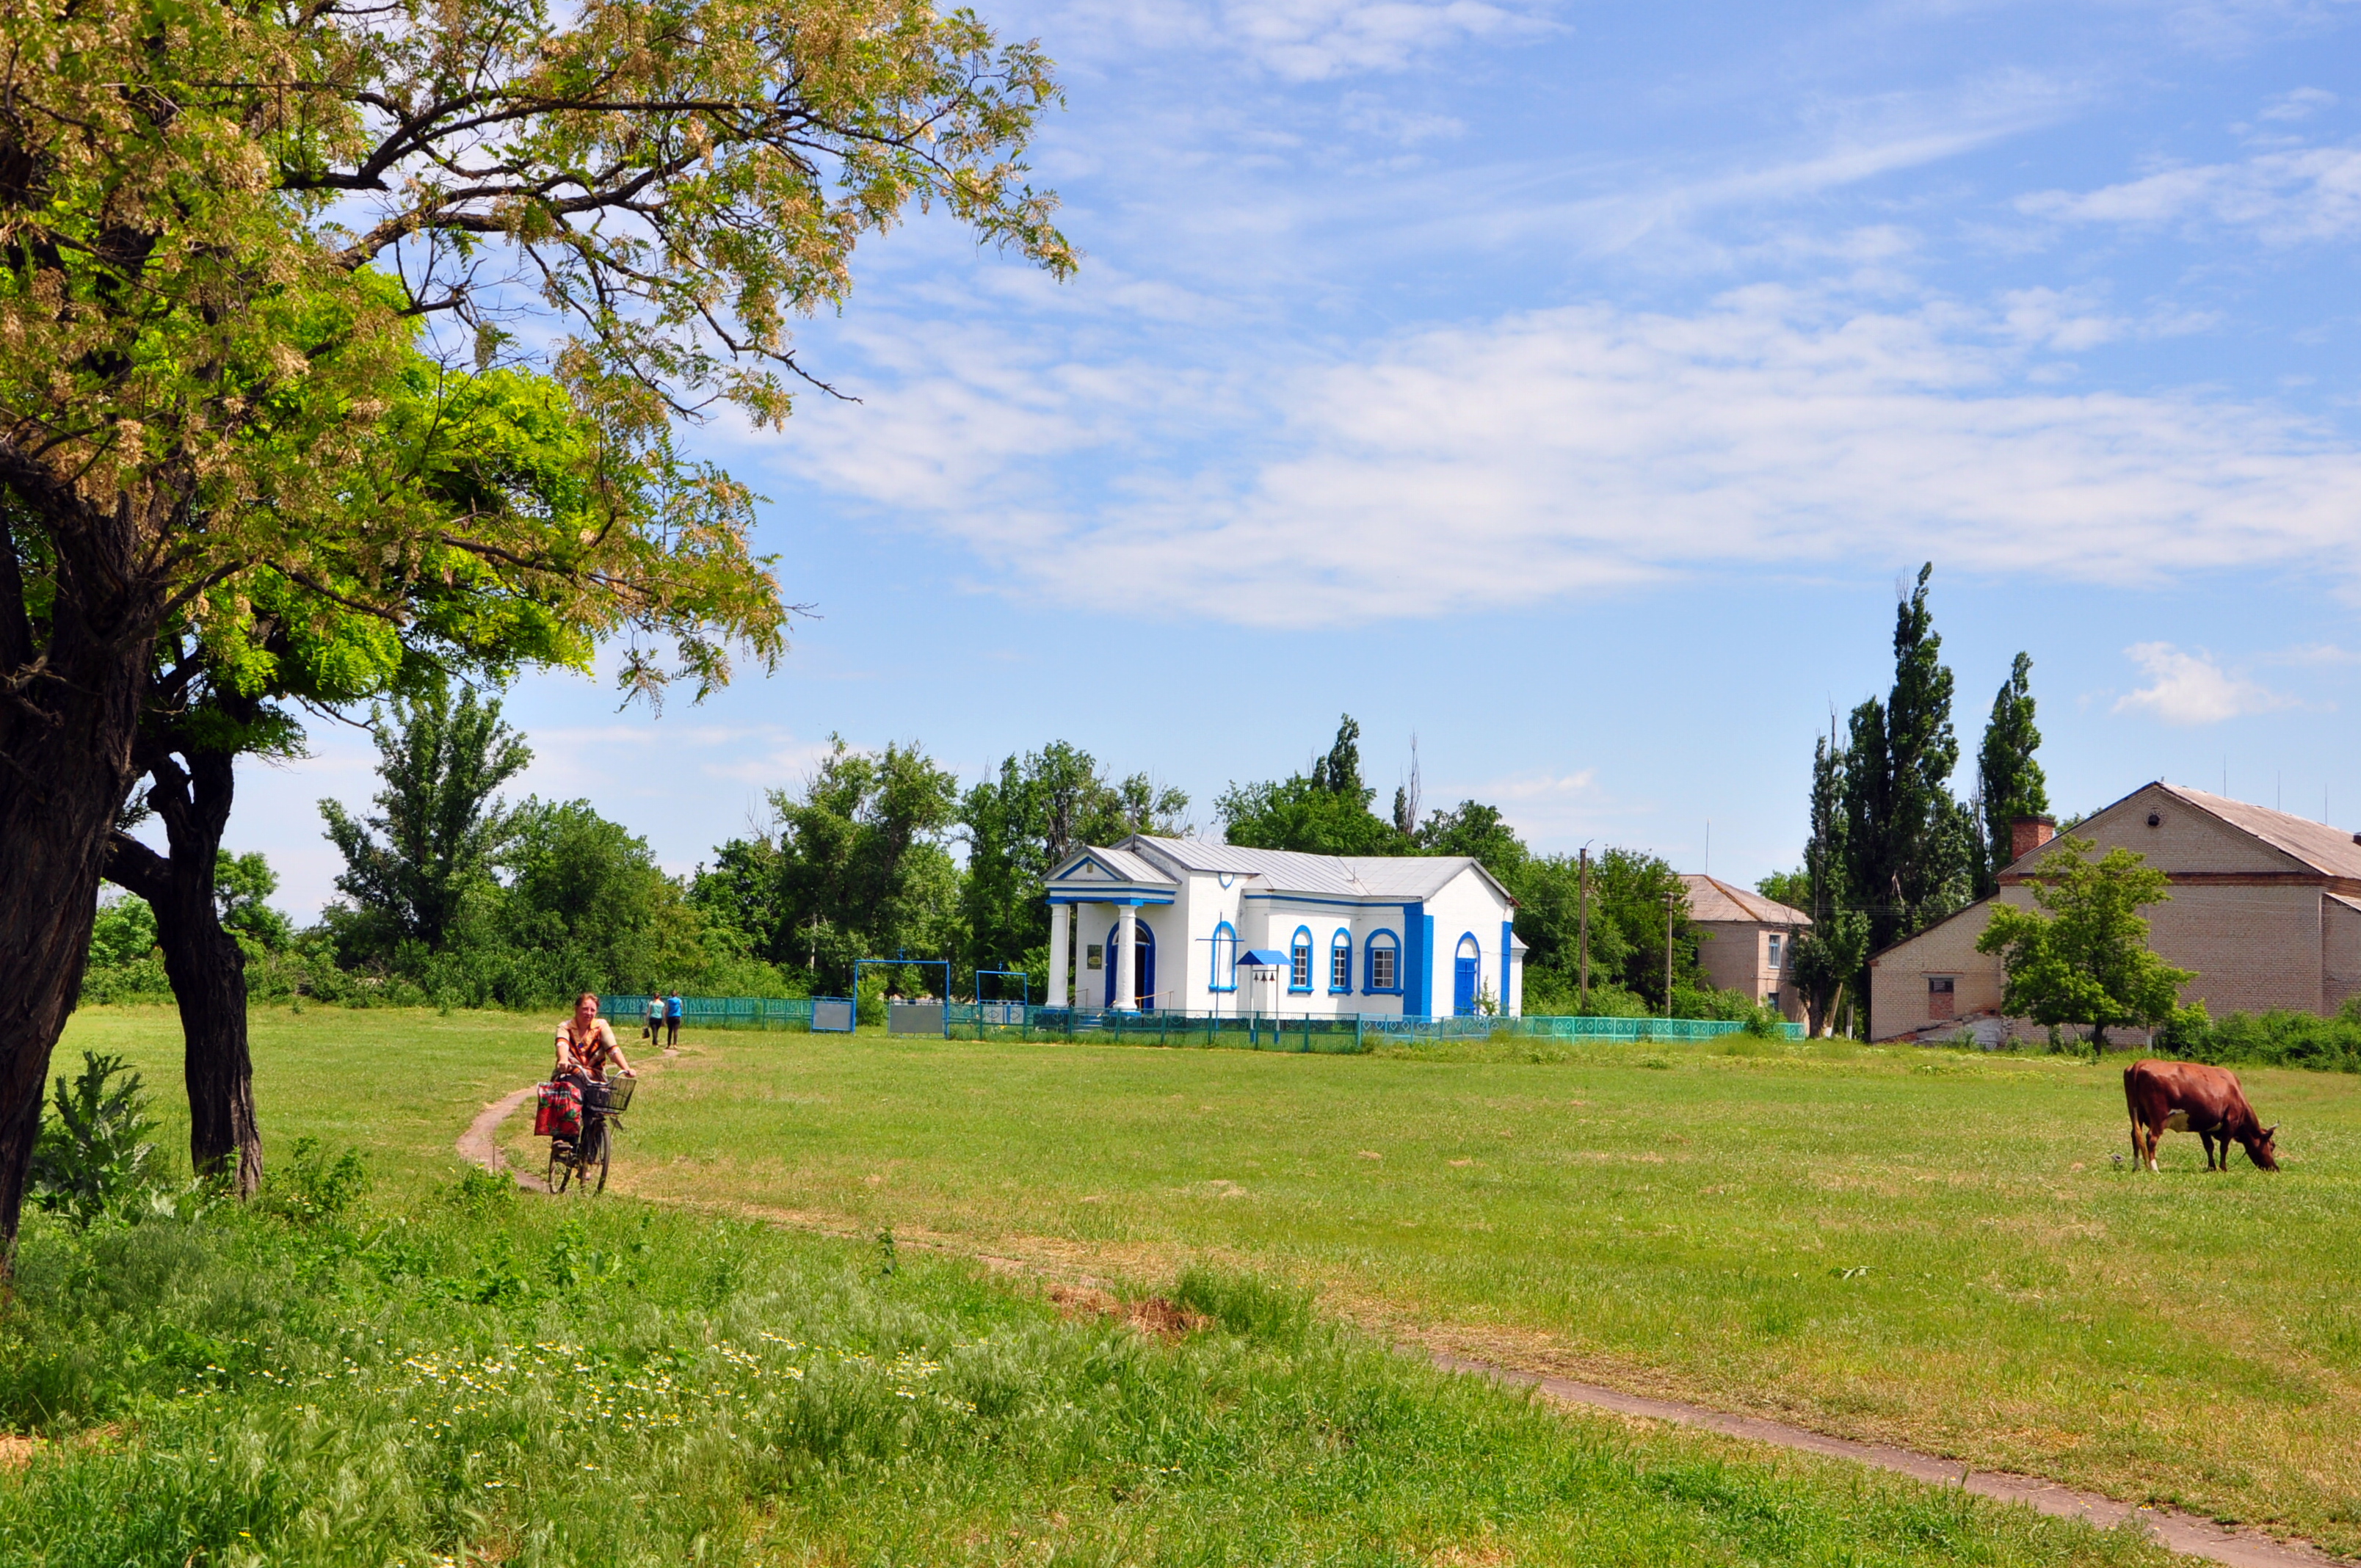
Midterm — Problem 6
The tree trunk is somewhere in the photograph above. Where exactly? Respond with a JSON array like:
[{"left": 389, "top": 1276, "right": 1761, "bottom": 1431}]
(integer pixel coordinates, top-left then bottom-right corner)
[
  {"left": 105, "top": 742, "right": 261, "bottom": 1195},
  {"left": 0, "top": 512, "right": 155, "bottom": 1262}
]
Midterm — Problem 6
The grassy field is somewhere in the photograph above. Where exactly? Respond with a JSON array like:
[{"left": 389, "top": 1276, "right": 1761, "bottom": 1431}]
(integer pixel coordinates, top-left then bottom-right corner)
[
  {"left": 28, "top": 1006, "right": 2347, "bottom": 1564},
  {"left": 476, "top": 1017, "right": 2361, "bottom": 1555}
]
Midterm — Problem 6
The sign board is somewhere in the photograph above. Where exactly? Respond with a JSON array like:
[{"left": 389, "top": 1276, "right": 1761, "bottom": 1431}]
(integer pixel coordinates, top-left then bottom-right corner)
[
  {"left": 810, "top": 998, "right": 855, "bottom": 1033},
  {"left": 887, "top": 1001, "right": 946, "bottom": 1036}
]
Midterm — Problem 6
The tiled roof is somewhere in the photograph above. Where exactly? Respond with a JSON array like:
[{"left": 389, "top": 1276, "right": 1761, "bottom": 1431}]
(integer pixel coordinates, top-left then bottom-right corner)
[
  {"left": 1125, "top": 837, "right": 1488, "bottom": 901},
  {"left": 1679, "top": 874, "right": 1812, "bottom": 927},
  {"left": 2151, "top": 783, "right": 2361, "bottom": 881}
]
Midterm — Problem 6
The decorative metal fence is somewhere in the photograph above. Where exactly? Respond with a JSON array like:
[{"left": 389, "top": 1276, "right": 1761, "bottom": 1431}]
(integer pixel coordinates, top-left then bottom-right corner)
[
  {"left": 603, "top": 995, "right": 814, "bottom": 1031},
  {"left": 601, "top": 995, "right": 1802, "bottom": 1048}
]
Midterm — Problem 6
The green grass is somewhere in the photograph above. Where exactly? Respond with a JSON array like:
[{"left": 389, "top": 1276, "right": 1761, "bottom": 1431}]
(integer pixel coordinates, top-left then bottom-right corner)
[
  {"left": 490, "top": 1018, "right": 2361, "bottom": 1555},
  {"left": 4, "top": 1006, "right": 2323, "bottom": 1564}
]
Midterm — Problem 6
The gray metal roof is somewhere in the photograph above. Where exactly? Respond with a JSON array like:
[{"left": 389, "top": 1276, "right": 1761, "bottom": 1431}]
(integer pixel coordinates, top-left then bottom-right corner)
[
  {"left": 1123, "top": 836, "right": 1498, "bottom": 901},
  {"left": 1047, "top": 845, "right": 1176, "bottom": 885}
]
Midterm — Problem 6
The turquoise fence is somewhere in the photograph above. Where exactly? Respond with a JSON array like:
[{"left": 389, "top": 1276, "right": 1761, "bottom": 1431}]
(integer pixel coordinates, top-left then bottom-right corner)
[
  {"left": 603, "top": 995, "right": 815, "bottom": 1030},
  {"left": 605, "top": 994, "right": 1801, "bottom": 1047}
]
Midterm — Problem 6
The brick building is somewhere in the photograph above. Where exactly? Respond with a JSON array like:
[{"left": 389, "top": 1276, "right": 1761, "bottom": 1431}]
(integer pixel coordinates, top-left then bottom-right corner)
[
  {"left": 1680, "top": 874, "right": 1810, "bottom": 1021},
  {"left": 1868, "top": 781, "right": 2361, "bottom": 1041}
]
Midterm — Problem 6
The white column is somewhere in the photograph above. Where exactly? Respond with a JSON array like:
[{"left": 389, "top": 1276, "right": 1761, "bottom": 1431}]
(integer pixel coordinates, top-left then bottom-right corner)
[
  {"left": 1114, "top": 903, "right": 1138, "bottom": 1011},
  {"left": 1046, "top": 901, "right": 1070, "bottom": 1009}
]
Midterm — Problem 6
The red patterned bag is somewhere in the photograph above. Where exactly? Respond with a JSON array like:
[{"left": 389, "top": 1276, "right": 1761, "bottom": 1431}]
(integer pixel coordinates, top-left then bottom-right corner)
[{"left": 534, "top": 1081, "right": 582, "bottom": 1139}]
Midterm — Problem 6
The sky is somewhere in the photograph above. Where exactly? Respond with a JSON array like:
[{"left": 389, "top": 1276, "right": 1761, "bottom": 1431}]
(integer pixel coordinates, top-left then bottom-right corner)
[{"left": 219, "top": 0, "right": 2361, "bottom": 921}]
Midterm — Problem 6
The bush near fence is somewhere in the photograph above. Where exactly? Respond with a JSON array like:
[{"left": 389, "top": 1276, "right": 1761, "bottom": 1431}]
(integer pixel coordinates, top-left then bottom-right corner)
[{"left": 607, "top": 995, "right": 1801, "bottom": 1050}]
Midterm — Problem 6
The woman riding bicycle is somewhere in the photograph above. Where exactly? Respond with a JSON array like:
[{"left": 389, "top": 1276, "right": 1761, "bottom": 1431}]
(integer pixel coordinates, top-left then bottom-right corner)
[{"left": 555, "top": 990, "right": 638, "bottom": 1087}]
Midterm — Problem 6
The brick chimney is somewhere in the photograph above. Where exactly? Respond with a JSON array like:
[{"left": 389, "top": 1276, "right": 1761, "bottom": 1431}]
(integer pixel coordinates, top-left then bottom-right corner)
[{"left": 2010, "top": 815, "right": 2057, "bottom": 862}]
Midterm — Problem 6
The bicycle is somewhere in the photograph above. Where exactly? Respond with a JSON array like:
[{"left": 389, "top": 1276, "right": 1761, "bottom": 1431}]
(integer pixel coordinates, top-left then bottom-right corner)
[{"left": 548, "top": 1075, "right": 636, "bottom": 1194}]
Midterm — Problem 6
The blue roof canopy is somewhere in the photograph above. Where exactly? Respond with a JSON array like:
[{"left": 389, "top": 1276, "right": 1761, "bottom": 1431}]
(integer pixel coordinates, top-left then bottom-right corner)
[{"left": 1237, "top": 949, "right": 1290, "bottom": 967}]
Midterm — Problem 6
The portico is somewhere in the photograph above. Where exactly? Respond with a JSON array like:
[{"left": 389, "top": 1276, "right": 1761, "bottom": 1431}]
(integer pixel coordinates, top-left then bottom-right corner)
[{"left": 1042, "top": 844, "right": 1178, "bottom": 1012}]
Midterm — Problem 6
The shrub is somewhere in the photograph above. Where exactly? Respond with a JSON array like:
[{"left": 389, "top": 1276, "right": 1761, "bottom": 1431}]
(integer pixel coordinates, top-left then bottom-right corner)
[
  {"left": 2155, "top": 1001, "right": 2361, "bottom": 1075},
  {"left": 29, "top": 1053, "right": 164, "bottom": 1228}
]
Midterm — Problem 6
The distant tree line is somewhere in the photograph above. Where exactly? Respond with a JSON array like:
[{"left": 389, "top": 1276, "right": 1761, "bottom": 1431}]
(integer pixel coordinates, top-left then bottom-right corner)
[{"left": 83, "top": 703, "right": 1777, "bottom": 1021}]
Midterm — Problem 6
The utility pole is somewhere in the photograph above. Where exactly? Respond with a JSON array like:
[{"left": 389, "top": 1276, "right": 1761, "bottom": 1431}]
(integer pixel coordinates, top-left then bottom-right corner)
[{"left": 1576, "top": 846, "right": 1591, "bottom": 1015}]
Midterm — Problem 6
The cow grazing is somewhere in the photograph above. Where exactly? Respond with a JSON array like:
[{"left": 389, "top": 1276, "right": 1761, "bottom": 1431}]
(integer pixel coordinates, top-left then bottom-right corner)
[{"left": 2123, "top": 1059, "right": 2279, "bottom": 1172}]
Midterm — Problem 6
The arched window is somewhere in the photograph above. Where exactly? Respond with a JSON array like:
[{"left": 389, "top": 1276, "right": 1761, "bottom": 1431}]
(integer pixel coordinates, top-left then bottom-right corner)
[
  {"left": 1210, "top": 922, "right": 1238, "bottom": 992},
  {"left": 1330, "top": 930, "right": 1354, "bottom": 992},
  {"left": 1289, "top": 926, "right": 1314, "bottom": 992},
  {"left": 1364, "top": 930, "right": 1399, "bottom": 992}
]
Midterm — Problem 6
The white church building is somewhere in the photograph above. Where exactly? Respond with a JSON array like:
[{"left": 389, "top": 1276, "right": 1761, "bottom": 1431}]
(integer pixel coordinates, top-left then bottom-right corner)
[{"left": 1044, "top": 836, "right": 1526, "bottom": 1017}]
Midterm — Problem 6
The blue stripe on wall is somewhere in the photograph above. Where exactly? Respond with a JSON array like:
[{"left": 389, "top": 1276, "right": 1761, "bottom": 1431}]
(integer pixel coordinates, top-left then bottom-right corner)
[
  {"left": 1403, "top": 903, "right": 1429, "bottom": 1017},
  {"left": 1502, "top": 921, "right": 1515, "bottom": 1015}
]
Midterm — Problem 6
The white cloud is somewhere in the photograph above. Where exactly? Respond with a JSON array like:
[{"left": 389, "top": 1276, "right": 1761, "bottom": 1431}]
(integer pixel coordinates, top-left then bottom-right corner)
[
  {"left": 1042, "top": 0, "right": 1550, "bottom": 80},
  {"left": 2018, "top": 146, "right": 2361, "bottom": 245},
  {"left": 2112, "top": 643, "right": 2294, "bottom": 725},
  {"left": 765, "top": 288, "right": 2361, "bottom": 627},
  {"left": 2257, "top": 87, "right": 2336, "bottom": 123}
]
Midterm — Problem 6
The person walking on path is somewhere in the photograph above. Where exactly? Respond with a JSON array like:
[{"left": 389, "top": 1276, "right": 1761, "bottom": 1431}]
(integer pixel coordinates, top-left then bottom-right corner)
[
  {"left": 665, "top": 990, "right": 683, "bottom": 1048},
  {"left": 645, "top": 994, "right": 664, "bottom": 1045}
]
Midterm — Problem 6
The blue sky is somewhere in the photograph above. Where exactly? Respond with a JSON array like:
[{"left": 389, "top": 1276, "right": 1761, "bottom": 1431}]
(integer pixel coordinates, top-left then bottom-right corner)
[{"left": 231, "top": 0, "right": 2361, "bottom": 919}]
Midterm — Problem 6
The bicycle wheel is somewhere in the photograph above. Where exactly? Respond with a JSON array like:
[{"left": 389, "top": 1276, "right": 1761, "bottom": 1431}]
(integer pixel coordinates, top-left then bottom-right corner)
[
  {"left": 548, "top": 1140, "right": 573, "bottom": 1194},
  {"left": 592, "top": 1125, "right": 611, "bottom": 1194}
]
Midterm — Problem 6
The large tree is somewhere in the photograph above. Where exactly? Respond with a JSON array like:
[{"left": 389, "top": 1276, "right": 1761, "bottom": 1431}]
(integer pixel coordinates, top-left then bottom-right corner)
[
  {"left": 1973, "top": 651, "right": 2050, "bottom": 897},
  {"left": 960, "top": 743, "right": 1187, "bottom": 984},
  {"left": 1786, "top": 725, "right": 1869, "bottom": 1037},
  {"left": 0, "top": 0, "right": 1067, "bottom": 1249},
  {"left": 1976, "top": 836, "right": 2192, "bottom": 1055},
  {"left": 1843, "top": 565, "right": 1976, "bottom": 963},
  {"left": 1217, "top": 716, "right": 1403, "bottom": 856},
  {"left": 735, "top": 738, "right": 964, "bottom": 991},
  {"left": 101, "top": 363, "right": 610, "bottom": 1193},
  {"left": 320, "top": 686, "right": 534, "bottom": 963}
]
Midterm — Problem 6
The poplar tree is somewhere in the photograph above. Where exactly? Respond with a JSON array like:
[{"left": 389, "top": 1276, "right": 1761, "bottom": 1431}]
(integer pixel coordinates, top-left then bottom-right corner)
[
  {"left": 1974, "top": 652, "right": 2050, "bottom": 896},
  {"left": 1789, "top": 727, "right": 1866, "bottom": 1035},
  {"left": 1841, "top": 565, "right": 1976, "bottom": 961}
]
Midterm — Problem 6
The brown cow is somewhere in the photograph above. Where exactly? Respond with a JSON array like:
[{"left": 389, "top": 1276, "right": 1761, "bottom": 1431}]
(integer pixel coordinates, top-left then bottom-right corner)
[{"left": 2123, "top": 1059, "right": 2279, "bottom": 1172}]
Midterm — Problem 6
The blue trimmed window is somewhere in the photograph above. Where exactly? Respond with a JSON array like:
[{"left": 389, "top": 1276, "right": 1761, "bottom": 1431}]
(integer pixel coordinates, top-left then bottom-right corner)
[
  {"left": 1289, "top": 926, "right": 1313, "bottom": 992},
  {"left": 1329, "top": 930, "right": 1354, "bottom": 992},
  {"left": 1363, "top": 930, "right": 1399, "bottom": 992},
  {"left": 1210, "top": 921, "right": 1238, "bottom": 992}
]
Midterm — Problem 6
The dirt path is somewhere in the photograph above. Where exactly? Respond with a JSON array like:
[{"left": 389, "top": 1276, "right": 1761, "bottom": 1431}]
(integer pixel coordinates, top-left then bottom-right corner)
[
  {"left": 452, "top": 1083, "right": 2344, "bottom": 1568},
  {"left": 458, "top": 1084, "right": 548, "bottom": 1192}
]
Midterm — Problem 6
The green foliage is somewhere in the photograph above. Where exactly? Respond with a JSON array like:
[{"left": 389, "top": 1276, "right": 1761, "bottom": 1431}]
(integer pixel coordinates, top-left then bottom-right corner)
[
  {"left": 960, "top": 741, "right": 1188, "bottom": 983},
  {"left": 725, "top": 737, "right": 965, "bottom": 992},
  {"left": 1755, "top": 869, "right": 1810, "bottom": 912},
  {"left": 1975, "top": 651, "right": 2050, "bottom": 898},
  {"left": 1217, "top": 715, "right": 1405, "bottom": 855},
  {"left": 28, "top": 1053, "right": 163, "bottom": 1229},
  {"left": 260, "top": 1138, "right": 370, "bottom": 1227},
  {"left": 2158, "top": 1001, "right": 2361, "bottom": 1074},
  {"left": 319, "top": 685, "right": 532, "bottom": 958},
  {"left": 214, "top": 851, "right": 294, "bottom": 956},
  {"left": 1975, "top": 836, "right": 2194, "bottom": 1050},
  {"left": 1843, "top": 565, "right": 1977, "bottom": 962},
  {"left": 79, "top": 898, "right": 173, "bottom": 1004},
  {"left": 1415, "top": 799, "right": 1529, "bottom": 882}
]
